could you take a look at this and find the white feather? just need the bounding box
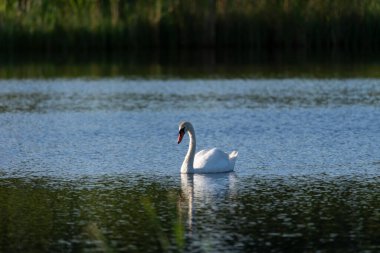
[178,121,238,174]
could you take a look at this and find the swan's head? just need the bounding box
[177,121,192,144]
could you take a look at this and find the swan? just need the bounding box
[177,121,238,174]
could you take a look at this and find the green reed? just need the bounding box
[0,0,380,52]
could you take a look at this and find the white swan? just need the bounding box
[177,121,238,174]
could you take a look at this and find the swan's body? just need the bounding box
[177,121,238,174]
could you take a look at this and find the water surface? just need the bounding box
[0,78,379,252]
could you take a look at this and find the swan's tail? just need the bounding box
[229,150,239,168]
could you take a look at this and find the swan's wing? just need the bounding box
[228,150,239,168]
[194,148,231,172]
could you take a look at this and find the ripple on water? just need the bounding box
[0,79,380,113]
[0,172,379,252]
[0,78,379,252]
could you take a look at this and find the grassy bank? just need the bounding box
[0,0,380,52]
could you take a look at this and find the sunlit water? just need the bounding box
[0,79,379,252]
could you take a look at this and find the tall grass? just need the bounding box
[0,0,380,52]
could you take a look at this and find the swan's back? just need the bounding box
[194,148,238,173]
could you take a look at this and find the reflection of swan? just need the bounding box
[177,121,238,174]
[180,173,237,230]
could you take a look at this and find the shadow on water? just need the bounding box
[0,175,378,252]
[1,50,380,79]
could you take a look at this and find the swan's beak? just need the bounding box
[178,129,185,144]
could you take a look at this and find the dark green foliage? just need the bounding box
[0,0,380,52]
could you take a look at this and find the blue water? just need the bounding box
[0,78,379,252]
[0,78,379,178]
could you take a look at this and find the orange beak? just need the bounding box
[177,129,185,144]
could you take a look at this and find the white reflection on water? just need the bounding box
[181,173,237,231]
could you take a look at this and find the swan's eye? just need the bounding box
[179,128,185,134]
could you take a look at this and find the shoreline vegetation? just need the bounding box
[0,0,380,53]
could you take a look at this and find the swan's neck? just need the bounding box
[181,127,196,173]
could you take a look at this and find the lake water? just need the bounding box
[0,78,379,252]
